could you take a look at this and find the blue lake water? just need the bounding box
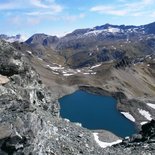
[59,90,137,138]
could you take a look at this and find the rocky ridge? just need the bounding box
[22,22,155,68]
[0,40,155,154]
[0,40,104,155]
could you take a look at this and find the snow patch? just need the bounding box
[91,72,97,75]
[38,58,43,61]
[83,73,90,75]
[138,108,152,121]
[63,73,74,76]
[11,59,22,66]
[85,30,104,36]
[15,130,23,139]
[93,133,122,148]
[45,63,99,76]
[140,121,148,125]
[76,69,81,73]
[46,65,64,71]
[64,118,70,122]
[84,27,120,36]
[108,27,120,33]
[75,122,82,127]
[52,72,59,75]
[27,50,32,54]
[147,103,155,109]
[90,63,102,69]
[121,112,135,122]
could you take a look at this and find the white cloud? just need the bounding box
[30,0,62,12]
[0,0,63,13]
[26,11,59,16]
[50,4,63,13]
[150,12,155,17]
[90,0,154,17]
[90,6,127,16]
[143,0,154,4]
[30,0,49,8]
[27,0,63,15]
[124,0,153,10]
[27,17,41,26]
[0,0,63,28]
[132,11,146,17]
[62,13,86,22]
[118,0,127,2]
[7,16,22,26]
[0,2,18,10]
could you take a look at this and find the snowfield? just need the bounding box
[121,112,135,122]
[138,109,152,121]
[93,133,122,148]
[108,27,120,33]
[46,63,101,76]
[84,30,105,36]
[147,103,155,109]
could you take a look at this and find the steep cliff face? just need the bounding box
[0,40,103,155]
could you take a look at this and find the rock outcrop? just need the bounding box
[108,120,155,155]
[0,40,103,154]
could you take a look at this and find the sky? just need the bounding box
[0,0,155,38]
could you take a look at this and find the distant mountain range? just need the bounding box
[1,21,155,68]
[0,34,26,43]
[0,32,155,155]
[23,22,155,67]
[25,21,155,47]
[2,21,155,44]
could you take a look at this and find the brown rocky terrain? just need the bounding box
[26,49,155,126]
[0,40,154,154]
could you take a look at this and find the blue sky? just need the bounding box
[0,0,155,38]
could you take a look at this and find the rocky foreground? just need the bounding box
[0,40,155,154]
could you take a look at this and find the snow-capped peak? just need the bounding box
[107,27,120,33]
[84,26,121,36]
